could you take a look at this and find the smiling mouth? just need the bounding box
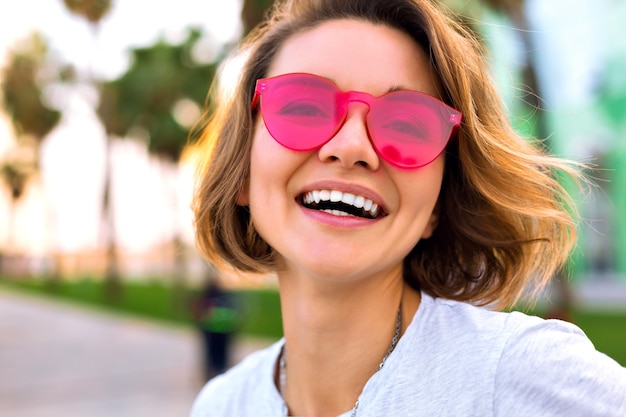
[299,190,385,219]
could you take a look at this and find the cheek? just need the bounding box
[397,158,444,231]
[249,117,312,184]
[247,125,295,206]
[249,124,281,184]
[421,167,444,238]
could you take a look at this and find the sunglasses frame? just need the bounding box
[252,72,462,169]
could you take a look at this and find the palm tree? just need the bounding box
[0,33,61,276]
[97,29,217,305]
[60,0,122,299]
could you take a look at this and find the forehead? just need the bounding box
[266,18,439,97]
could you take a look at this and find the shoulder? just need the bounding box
[420,293,624,377]
[492,310,626,416]
[414,294,532,348]
[369,295,530,413]
[404,295,543,382]
[189,340,285,417]
[417,292,594,347]
[397,294,626,415]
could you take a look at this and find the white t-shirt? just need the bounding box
[189,292,626,417]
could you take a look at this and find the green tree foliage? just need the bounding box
[62,0,112,24]
[98,29,217,161]
[1,33,61,146]
[597,57,626,131]
[0,33,61,202]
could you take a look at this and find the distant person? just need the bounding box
[189,0,626,415]
[191,277,239,380]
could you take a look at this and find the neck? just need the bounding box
[276,270,420,417]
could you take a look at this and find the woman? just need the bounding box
[190,0,626,416]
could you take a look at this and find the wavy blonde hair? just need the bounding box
[192,0,581,309]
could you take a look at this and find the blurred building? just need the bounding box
[481,0,626,286]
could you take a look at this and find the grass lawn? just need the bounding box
[1,277,624,365]
[571,310,626,366]
[0,277,283,339]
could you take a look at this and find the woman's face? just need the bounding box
[241,19,445,283]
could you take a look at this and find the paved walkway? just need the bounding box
[0,288,275,417]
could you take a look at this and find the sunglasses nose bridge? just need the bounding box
[336,91,374,132]
[342,91,374,114]
[332,91,379,148]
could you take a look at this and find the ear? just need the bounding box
[236,180,249,206]
[420,213,438,239]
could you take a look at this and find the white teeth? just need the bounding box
[341,193,355,205]
[302,189,381,218]
[330,190,342,202]
[322,209,350,216]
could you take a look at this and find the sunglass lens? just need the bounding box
[261,75,340,151]
[368,92,450,168]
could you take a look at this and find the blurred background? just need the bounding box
[0,1,624,416]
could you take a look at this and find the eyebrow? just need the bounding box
[311,74,421,96]
[386,85,408,94]
[386,83,444,101]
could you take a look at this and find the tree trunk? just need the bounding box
[102,137,121,301]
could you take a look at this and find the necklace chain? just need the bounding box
[279,303,403,417]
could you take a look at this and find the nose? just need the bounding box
[317,103,380,170]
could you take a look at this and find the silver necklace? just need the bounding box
[279,303,403,417]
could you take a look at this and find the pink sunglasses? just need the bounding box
[252,72,462,169]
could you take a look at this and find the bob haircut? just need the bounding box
[192,0,580,309]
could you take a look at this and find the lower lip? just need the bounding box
[299,205,381,228]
